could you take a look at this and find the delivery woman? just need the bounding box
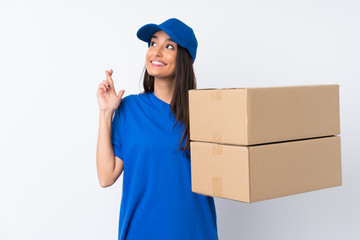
[96,18,219,240]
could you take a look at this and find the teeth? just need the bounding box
[152,60,165,65]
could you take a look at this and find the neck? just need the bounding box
[154,77,175,104]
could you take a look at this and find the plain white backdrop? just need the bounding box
[0,0,359,239]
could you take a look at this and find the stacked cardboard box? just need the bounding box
[189,84,342,203]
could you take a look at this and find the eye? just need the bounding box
[150,41,157,47]
[167,44,175,50]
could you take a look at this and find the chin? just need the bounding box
[147,70,168,79]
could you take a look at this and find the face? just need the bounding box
[145,31,177,81]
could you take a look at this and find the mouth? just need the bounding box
[150,60,167,66]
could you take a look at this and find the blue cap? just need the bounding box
[137,18,198,62]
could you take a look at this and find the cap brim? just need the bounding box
[136,23,183,49]
[136,24,163,46]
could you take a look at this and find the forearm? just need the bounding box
[96,110,116,187]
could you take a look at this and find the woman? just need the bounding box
[96,18,219,240]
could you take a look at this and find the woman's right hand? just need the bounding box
[97,69,125,113]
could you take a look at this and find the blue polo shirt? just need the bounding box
[111,91,218,240]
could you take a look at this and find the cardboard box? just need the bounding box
[190,136,342,203]
[189,84,340,145]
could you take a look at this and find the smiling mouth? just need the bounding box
[151,60,167,66]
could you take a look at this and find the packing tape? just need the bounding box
[212,143,223,155]
[212,177,223,196]
[212,144,223,196]
[212,133,222,143]
[211,91,222,101]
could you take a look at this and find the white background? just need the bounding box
[0,0,359,239]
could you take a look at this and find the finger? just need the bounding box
[104,83,111,92]
[97,86,105,94]
[98,83,105,90]
[102,80,111,90]
[100,85,107,92]
[105,70,112,79]
[102,80,109,85]
[99,82,108,92]
[106,72,113,87]
[97,88,105,95]
[103,79,113,93]
[106,70,114,86]
[102,82,111,92]
[118,89,125,99]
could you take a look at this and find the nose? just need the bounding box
[153,45,163,57]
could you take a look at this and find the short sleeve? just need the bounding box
[111,103,124,160]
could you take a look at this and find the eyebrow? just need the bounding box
[151,35,175,43]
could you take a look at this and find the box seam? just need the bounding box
[248,148,251,202]
[245,88,250,145]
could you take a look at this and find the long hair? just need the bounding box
[141,45,196,159]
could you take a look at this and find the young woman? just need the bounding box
[96,18,219,240]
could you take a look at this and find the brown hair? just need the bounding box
[141,45,196,159]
